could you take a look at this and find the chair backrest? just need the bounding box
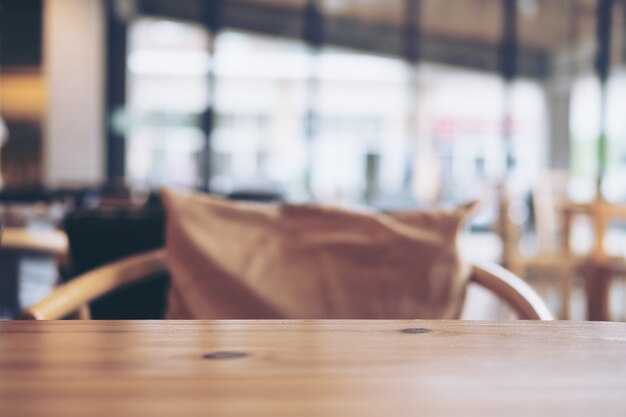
[24,192,554,321]
[532,170,569,253]
[63,207,168,319]
[21,249,553,321]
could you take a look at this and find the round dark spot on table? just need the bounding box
[400,328,431,334]
[202,351,248,360]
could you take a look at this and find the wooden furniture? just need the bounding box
[0,226,68,256]
[561,198,626,321]
[0,227,68,318]
[1,320,625,417]
[497,172,581,319]
[63,206,166,319]
[20,249,553,320]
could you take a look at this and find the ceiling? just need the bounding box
[250,0,619,53]
[136,0,625,78]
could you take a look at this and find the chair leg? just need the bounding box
[77,304,91,320]
[585,262,611,321]
[559,263,572,320]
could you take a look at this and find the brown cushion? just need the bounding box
[161,189,476,319]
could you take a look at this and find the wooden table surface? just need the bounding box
[1,320,626,417]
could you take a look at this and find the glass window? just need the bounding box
[312,47,409,205]
[126,18,211,190]
[123,1,550,215]
[211,30,310,198]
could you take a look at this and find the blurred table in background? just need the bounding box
[0,227,67,319]
[1,227,68,256]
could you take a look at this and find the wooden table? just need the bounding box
[2,320,626,417]
[1,226,68,256]
[0,227,68,318]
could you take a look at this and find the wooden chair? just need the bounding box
[63,207,167,319]
[497,172,584,319]
[561,199,626,321]
[20,249,553,320]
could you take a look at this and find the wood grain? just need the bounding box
[1,320,626,417]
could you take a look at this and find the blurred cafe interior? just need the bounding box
[1,0,626,324]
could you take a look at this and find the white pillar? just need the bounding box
[43,0,105,187]
[546,85,571,170]
[545,45,579,171]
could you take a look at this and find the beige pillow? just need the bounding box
[161,189,476,319]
